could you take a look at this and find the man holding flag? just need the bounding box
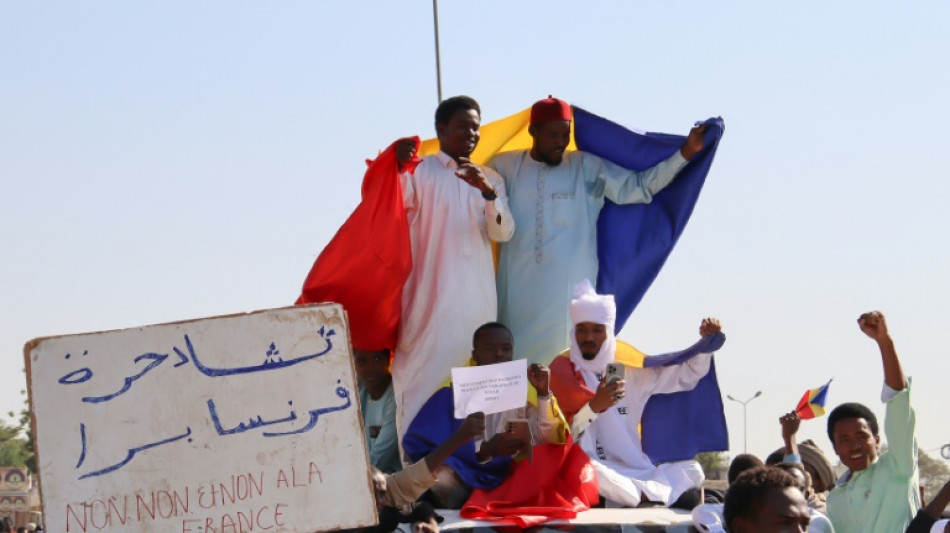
[388,96,516,441]
[488,96,708,365]
[300,95,515,441]
[548,279,726,508]
[772,379,837,509]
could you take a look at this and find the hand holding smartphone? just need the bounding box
[605,363,626,401]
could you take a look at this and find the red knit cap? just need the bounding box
[530,96,572,124]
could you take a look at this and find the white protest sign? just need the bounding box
[25,304,376,533]
[451,359,527,418]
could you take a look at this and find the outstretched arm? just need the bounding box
[780,411,801,459]
[924,478,950,521]
[424,412,484,473]
[383,412,485,509]
[859,310,918,479]
[646,318,722,395]
[906,478,950,533]
[597,122,707,205]
[858,311,906,391]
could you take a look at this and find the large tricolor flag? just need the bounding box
[298,103,727,461]
[422,104,728,463]
[795,379,833,419]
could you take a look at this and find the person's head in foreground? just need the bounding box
[529,96,572,166]
[435,95,481,160]
[471,322,514,366]
[827,401,880,473]
[724,466,811,533]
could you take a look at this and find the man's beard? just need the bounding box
[580,345,598,360]
[538,152,563,166]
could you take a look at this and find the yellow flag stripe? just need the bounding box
[418,107,576,164]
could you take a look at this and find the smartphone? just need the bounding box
[605,363,625,384]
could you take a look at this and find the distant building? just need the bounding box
[0,467,40,529]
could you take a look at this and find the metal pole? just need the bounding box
[727,391,762,454]
[432,0,443,104]
[743,404,748,454]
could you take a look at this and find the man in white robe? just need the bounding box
[549,279,723,508]
[488,97,707,365]
[392,96,515,442]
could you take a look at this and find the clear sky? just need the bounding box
[3,2,949,469]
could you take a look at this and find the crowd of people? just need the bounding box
[310,96,949,532]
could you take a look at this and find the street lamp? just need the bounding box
[727,391,763,454]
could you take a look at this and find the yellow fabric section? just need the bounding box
[440,357,477,389]
[417,107,577,165]
[615,340,646,368]
[526,383,569,445]
[553,341,646,368]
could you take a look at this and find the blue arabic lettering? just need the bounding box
[58,351,92,385]
[82,352,168,403]
[262,384,351,437]
[265,343,281,364]
[208,399,298,436]
[75,422,87,469]
[188,329,335,378]
[172,344,190,367]
[78,427,193,480]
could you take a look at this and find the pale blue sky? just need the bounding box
[3,2,949,467]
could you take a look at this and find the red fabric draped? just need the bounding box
[548,356,595,423]
[460,437,599,527]
[295,138,420,351]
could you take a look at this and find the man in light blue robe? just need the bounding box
[488,97,708,365]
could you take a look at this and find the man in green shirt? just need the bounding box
[825,310,920,533]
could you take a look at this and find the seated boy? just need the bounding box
[354,349,401,474]
[825,311,920,533]
[402,322,597,523]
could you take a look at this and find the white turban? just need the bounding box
[569,279,617,374]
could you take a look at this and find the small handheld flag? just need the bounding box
[795,379,832,419]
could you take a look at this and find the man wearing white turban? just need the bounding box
[549,279,725,508]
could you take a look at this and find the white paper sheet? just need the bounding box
[451,359,527,418]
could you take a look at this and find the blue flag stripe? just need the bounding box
[572,107,728,463]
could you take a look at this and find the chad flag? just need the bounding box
[795,380,833,419]
[419,103,727,463]
[297,104,728,463]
